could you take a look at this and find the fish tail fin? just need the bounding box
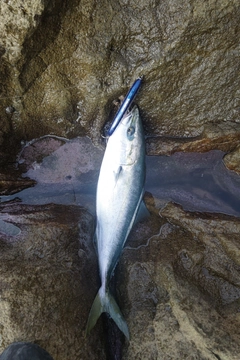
[106,291,130,340]
[86,287,129,340]
[85,291,103,336]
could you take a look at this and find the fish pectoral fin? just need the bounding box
[86,288,129,340]
[113,166,122,182]
[134,200,150,225]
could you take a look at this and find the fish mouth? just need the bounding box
[127,104,138,117]
[121,105,139,126]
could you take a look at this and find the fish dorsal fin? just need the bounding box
[134,200,150,225]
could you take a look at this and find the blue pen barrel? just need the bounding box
[108,77,143,136]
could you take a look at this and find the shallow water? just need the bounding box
[1,136,240,235]
[146,151,240,216]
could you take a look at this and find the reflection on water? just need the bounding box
[1,136,240,236]
[0,219,21,236]
[0,136,103,215]
[146,151,240,216]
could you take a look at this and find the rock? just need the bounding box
[1,133,240,358]
[117,202,240,359]
[146,122,240,155]
[223,145,240,173]
[0,202,106,360]
[0,0,239,154]
[0,174,35,196]
[1,179,240,358]
[1,0,240,358]
[0,0,44,153]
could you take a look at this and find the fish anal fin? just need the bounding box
[134,200,150,225]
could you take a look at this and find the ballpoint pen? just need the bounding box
[108,76,143,136]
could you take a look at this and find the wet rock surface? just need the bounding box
[0,202,106,360]
[0,0,240,156]
[1,138,240,358]
[1,199,240,359]
[2,137,240,216]
[119,203,240,359]
[146,150,240,217]
[1,0,240,358]
[224,145,240,174]
[146,122,240,156]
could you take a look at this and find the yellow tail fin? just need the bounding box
[86,288,129,340]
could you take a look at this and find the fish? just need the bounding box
[86,105,147,339]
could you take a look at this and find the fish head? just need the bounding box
[121,105,142,139]
[108,105,144,166]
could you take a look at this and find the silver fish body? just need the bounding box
[86,105,146,339]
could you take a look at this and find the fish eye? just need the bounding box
[127,126,135,137]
